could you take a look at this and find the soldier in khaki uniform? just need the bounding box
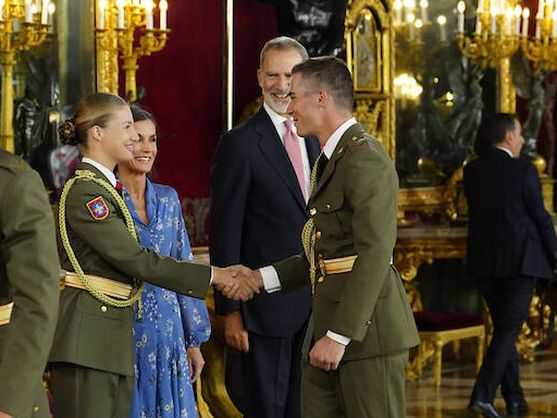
[256,57,419,418]
[0,150,60,418]
[48,93,258,418]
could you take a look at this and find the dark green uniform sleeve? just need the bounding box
[329,141,399,341]
[0,169,60,417]
[274,253,310,293]
[65,181,210,299]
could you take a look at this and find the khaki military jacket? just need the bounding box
[0,150,60,418]
[49,162,211,376]
[275,123,419,361]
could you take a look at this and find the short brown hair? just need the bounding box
[292,56,354,111]
[259,36,308,68]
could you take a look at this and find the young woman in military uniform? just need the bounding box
[48,93,258,417]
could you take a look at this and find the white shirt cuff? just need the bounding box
[260,266,281,293]
[326,330,350,346]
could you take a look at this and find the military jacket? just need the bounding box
[0,150,60,418]
[49,162,211,376]
[275,123,419,361]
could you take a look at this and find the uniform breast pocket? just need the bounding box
[76,291,129,321]
[315,192,345,235]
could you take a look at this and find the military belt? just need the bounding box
[0,302,13,326]
[61,271,133,300]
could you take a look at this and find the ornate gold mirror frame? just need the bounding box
[346,0,395,160]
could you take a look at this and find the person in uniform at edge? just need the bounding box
[255,57,419,418]
[210,36,319,418]
[48,92,258,418]
[0,149,60,418]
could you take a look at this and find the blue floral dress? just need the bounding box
[124,179,211,418]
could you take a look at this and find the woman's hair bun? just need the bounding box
[59,119,78,145]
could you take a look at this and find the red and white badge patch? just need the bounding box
[86,196,109,220]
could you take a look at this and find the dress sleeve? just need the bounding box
[168,188,211,347]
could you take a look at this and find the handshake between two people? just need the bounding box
[212,265,264,301]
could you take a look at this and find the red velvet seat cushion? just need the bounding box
[414,311,484,332]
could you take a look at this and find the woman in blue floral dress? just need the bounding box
[117,107,211,418]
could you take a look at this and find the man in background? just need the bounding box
[209,36,320,418]
[465,113,557,418]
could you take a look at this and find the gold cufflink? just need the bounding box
[100,306,108,313]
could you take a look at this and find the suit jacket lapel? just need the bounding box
[311,123,365,199]
[305,137,321,168]
[255,108,307,211]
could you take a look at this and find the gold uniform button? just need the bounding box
[315,231,322,239]
[187,289,194,295]
[365,320,372,326]
[33,406,39,412]
[309,208,317,216]
[326,203,331,209]
[352,135,358,141]
[100,306,108,313]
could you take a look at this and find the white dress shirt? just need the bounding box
[263,102,311,201]
[82,157,117,187]
[260,118,359,346]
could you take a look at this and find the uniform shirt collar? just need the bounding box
[322,117,357,159]
[82,157,117,187]
[494,145,514,158]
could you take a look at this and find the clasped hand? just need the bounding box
[212,265,263,301]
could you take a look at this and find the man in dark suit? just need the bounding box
[465,113,557,418]
[209,37,320,418]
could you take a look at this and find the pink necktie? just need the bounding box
[284,119,307,200]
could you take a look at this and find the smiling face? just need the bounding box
[287,73,321,138]
[257,48,305,115]
[96,106,138,165]
[124,119,158,175]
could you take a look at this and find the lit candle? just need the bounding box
[505,7,513,36]
[145,0,154,29]
[553,10,557,37]
[47,2,55,31]
[514,6,522,34]
[475,9,482,34]
[522,8,530,37]
[491,11,497,34]
[25,0,33,23]
[98,0,106,29]
[41,0,48,24]
[437,15,447,42]
[540,0,546,18]
[393,0,403,25]
[0,0,4,21]
[415,18,423,43]
[457,1,465,33]
[117,0,125,28]
[159,0,167,30]
[407,12,415,41]
[419,0,428,23]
